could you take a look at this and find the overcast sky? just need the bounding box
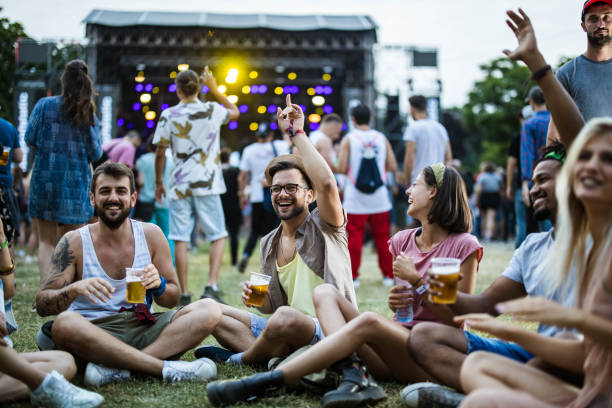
[3,0,588,108]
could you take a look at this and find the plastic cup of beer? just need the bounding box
[429,258,461,304]
[246,272,272,307]
[126,268,146,304]
[0,147,10,166]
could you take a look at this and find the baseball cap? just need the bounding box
[582,0,612,20]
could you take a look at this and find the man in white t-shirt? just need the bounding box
[403,95,452,187]
[337,104,397,286]
[309,113,343,172]
[237,124,290,272]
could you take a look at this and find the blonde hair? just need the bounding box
[547,118,612,301]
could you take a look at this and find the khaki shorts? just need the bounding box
[90,310,176,351]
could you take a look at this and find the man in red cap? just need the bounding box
[548,0,612,146]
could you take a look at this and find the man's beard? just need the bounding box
[587,31,612,47]
[533,207,552,222]
[274,200,306,220]
[97,203,131,230]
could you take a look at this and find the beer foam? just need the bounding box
[126,276,142,282]
[431,266,459,275]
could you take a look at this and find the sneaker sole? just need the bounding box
[194,346,234,362]
[322,387,387,408]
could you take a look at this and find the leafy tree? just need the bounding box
[0,8,28,121]
[461,57,531,168]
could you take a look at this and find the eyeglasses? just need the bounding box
[269,183,310,195]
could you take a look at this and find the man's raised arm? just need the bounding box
[36,232,114,316]
[277,95,344,227]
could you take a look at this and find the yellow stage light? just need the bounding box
[242,85,251,94]
[322,73,331,81]
[308,114,321,123]
[249,122,259,131]
[257,105,267,114]
[140,93,152,103]
[177,63,189,71]
[307,88,315,96]
[288,72,297,80]
[228,95,239,104]
[274,87,283,95]
[135,73,145,83]
[169,71,177,79]
[249,71,258,79]
[217,85,227,93]
[145,111,156,120]
[152,87,159,94]
[312,96,325,106]
[142,106,149,112]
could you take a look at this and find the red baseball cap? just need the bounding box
[582,0,612,20]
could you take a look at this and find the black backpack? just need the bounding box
[354,134,383,194]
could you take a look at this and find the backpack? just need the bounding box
[354,134,383,194]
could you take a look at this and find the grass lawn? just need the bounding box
[5,238,524,407]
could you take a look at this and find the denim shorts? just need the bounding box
[168,195,228,242]
[249,312,324,345]
[464,331,534,362]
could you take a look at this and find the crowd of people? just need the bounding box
[0,2,611,408]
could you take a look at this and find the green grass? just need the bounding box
[6,239,523,407]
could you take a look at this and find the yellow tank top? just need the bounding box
[276,252,324,317]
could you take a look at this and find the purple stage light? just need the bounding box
[135,83,144,92]
[239,104,249,113]
[283,86,291,94]
[250,85,259,94]
[258,85,268,94]
[144,83,153,92]
[161,103,169,111]
[132,102,141,111]
[117,118,125,127]
[267,104,277,114]
[292,86,300,94]
[310,123,320,131]
[323,86,333,95]
[323,105,333,114]
[228,121,238,130]
[146,120,155,129]
[127,122,134,130]
[201,85,209,93]
[314,85,323,94]
[168,84,177,92]
[270,122,278,130]
[342,123,347,131]
[300,104,307,112]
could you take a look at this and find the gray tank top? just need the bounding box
[68,219,153,320]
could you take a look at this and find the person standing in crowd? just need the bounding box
[309,113,343,172]
[337,104,397,287]
[236,124,289,273]
[474,161,503,242]
[102,130,141,168]
[547,0,612,146]
[220,148,242,267]
[0,118,23,243]
[25,60,103,281]
[154,67,239,306]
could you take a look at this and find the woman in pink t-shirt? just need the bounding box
[205,163,482,406]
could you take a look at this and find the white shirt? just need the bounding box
[310,130,338,164]
[239,140,290,203]
[403,118,449,184]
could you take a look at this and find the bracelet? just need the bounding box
[531,64,552,81]
[415,283,428,296]
[289,128,306,139]
[0,240,8,250]
[413,277,424,287]
[150,276,167,298]
[0,262,15,276]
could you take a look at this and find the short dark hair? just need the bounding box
[176,69,200,96]
[350,104,370,125]
[422,165,472,233]
[321,113,343,125]
[265,154,312,189]
[91,162,136,194]
[533,142,566,170]
[409,95,428,111]
[527,86,546,105]
[220,147,231,164]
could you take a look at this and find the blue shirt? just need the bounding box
[520,110,550,183]
[0,118,20,188]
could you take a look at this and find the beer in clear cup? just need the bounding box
[429,258,460,304]
[246,272,271,307]
[126,268,146,304]
[0,147,10,166]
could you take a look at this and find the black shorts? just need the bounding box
[480,192,500,210]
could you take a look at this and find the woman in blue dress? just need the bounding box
[25,60,102,281]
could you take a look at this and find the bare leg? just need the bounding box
[241,306,317,364]
[174,240,189,295]
[408,322,469,390]
[142,299,221,358]
[208,237,225,286]
[34,218,58,281]
[212,304,255,351]
[460,389,561,408]
[279,312,434,383]
[460,352,579,403]
[27,219,38,257]
[313,283,360,335]
[485,209,496,240]
[0,347,76,403]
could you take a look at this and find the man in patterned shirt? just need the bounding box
[154,67,239,305]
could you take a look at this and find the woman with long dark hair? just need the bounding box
[25,60,102,280]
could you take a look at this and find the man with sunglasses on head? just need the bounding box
[195,95,356,366]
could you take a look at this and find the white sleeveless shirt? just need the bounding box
[68,219,153,320]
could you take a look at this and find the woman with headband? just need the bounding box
[206,159,482,407]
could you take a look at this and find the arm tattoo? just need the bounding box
[41,237,75,289]
[37,237,77,316]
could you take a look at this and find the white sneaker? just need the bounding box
[84,362,131,386]
[25,255,36,264]
[382,277,394,287]
[162,358,217,382]
[353,278,360,288]
[30,370,104,408]
[400,382,465,407]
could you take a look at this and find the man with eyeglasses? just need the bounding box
[195,95,356,366]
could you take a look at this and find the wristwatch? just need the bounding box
[415,282,428,295]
